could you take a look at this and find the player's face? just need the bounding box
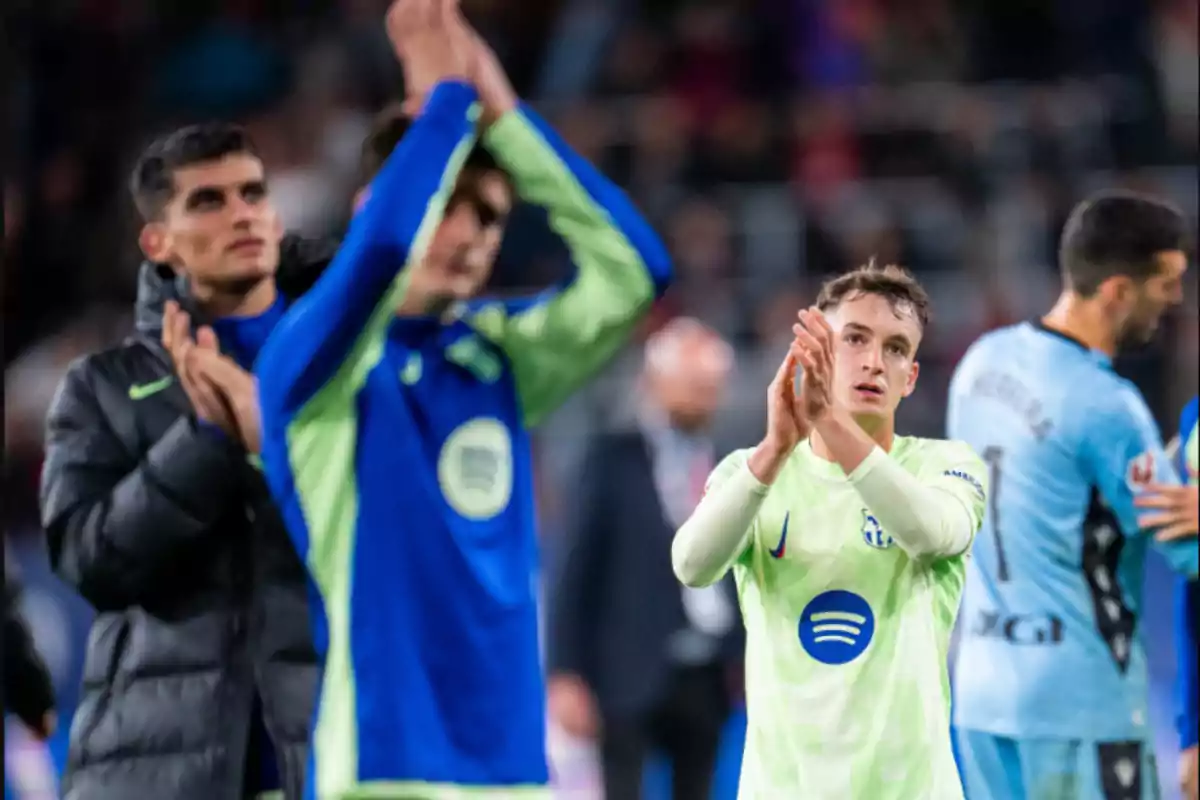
[140,154,283,289]
[419,169,512,301]
[1112,249,1188,345]
[824,292,921,421]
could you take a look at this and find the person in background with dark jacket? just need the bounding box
[547,317,742,800]
[4,575,56,740]
[39,122,332,800]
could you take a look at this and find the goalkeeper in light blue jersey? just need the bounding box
[947,191,1196,800]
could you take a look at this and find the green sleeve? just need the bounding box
[466,105,672,428]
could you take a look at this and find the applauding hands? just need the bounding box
[750,307,837,483]
[386,0,516,124]
[162,301,261,454]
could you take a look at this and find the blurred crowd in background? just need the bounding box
[4,0,1198,797]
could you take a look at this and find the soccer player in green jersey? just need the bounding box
[672,262,988,799]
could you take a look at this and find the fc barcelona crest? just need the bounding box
[862,510,893,549]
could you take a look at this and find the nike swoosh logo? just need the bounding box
[769,512,789,559]
[128,376,174,400]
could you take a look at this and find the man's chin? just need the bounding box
[844,400,893,428]
[217,256,278,281]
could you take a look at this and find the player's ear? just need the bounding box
[902,360,920,398]
[1097,275,1137,309]
[138,222,172,263]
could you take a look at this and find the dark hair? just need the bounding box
[130,122,259,221]
[1059,190,1191,296]
[358,104,502,187]
[816,260,931,331]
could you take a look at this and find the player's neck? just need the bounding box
[192,275,277,319]
[810,412,895,461]
[1042,294,1118,357]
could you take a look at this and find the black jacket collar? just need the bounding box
[133,234,338,337]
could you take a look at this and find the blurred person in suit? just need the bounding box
[38,122,334,800]
[547,317,741,800]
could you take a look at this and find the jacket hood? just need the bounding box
[133,234,338,337]
[134,261,194,336]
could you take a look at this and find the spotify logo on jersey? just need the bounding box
[798,590,875,665]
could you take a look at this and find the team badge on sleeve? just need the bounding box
[1125,451,1156,492]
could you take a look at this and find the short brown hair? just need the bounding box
[815,260,931,330]
[357,104,503,187]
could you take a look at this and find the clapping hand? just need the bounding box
[791,307,836,425]
[386,0,472,115]
[763,347,808,455]
[462,25,517,125]
[750,307,839,484]
[162,301,262,454]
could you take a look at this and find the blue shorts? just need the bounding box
[953,728,1161,800]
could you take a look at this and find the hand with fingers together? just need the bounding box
[1135,476,1198,542]
[386,0,472,116]
[791,306,837,425]
[162,301,239,438]
[765,348,808,453]
[749,307,838,484]
[161,301,262,453]
[462,25,517,125]
[191,345,262,455]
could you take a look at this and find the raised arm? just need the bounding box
[255,81,481,419]
[464,104,671,428]
[815,409,987,559]
[40,359,244,610]
[673,450,765,588]
[674,350,806,586]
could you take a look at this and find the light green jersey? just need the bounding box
[709,436,987,799]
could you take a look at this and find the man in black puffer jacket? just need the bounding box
[39,122,333,800]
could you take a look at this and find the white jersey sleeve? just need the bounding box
[672,448,766,587]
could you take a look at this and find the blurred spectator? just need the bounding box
[547,318,742,800]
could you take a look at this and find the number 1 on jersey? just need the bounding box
[983,446,1010,582]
